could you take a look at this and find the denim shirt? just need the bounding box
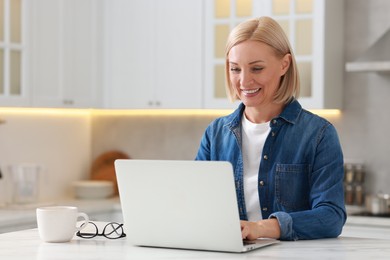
[195,100,346,241]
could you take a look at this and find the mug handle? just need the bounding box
[76,212,90,231]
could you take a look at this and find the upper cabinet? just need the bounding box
[0,0,102,108]
[29,0,102,108]
[205,0,344,109]
[103,0,203,109]
[0,0,29,106]
[1,0,102,108]
[1,0,343,109]
[203,0,252,109]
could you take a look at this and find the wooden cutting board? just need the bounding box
[90,150,130,195]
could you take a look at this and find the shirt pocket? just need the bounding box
[275,163,310,211]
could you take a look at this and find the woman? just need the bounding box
[196,17,346,241]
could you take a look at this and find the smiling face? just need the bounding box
[227,40,291,110]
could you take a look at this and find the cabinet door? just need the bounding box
[61,0,100,108]
[0,0,29,107]
[30,0,100,108]
[104,0,203,109]
[204,0,343,110]
[30,0,61,107]
[152,0,203,109]
[104,0,154,109]
[204,0,263,109]
[265,0,343,109]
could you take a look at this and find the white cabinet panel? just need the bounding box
[0,0,30,107]
[30,0,101,108]
[104,0,203,109]
[3,0,343,110]
[103,0,154,108]
[204,0,344,109]
[30,0,61,105]
[61,0,100,108]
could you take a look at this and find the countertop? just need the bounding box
[1,199,390,237]
[1,201,390,259]
[0,198,122,233]
[0,227,390,259]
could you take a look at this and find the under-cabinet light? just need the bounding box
[0,107,341,118]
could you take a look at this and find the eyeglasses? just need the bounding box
[76,222,126,239]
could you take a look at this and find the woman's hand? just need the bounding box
[240,219,281,240]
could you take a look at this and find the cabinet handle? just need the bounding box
[147,101,161,107]
[63,99,74,105]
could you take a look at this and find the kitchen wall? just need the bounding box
[1,0,390,202]
[90,113,218,161]
[0,110,91,203]
[335,0,390,194]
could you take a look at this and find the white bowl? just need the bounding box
[73,180,114,199]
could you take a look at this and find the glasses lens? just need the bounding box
[103,222,125,239]
[77,222,98,239]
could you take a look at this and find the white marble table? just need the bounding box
[0,198,122,233]
[1,201,390,259]
[0,227,389,260]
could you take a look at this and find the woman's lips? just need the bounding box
[241,88,261,96]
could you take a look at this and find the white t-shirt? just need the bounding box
[241,114,271,221]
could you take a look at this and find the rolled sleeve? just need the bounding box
[269,211,297,241]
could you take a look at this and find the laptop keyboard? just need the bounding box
[243,240,256,246]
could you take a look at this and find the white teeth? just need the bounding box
[242,88,260,94]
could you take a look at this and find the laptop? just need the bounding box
[114,159,279,253]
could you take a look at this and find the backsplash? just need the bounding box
[90,113,219,161]
[0,111,91,203]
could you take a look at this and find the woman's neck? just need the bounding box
[244,103,284,124]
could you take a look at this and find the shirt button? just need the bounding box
[263,155,268,160]
[263,207,268,211]
[259,181,264,186]
[271,132,275,137]
[272,119,277,124]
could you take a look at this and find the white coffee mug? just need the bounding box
[36,206,89,243]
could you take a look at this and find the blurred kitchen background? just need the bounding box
[0,0,389,209]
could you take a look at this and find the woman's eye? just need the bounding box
[230,67,241,73]
[252,67,263,72]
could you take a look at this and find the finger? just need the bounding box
[240,220,248,228]
[241,224,249,239]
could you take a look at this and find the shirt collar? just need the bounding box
[226,99,302,128]
[277,99,302,125]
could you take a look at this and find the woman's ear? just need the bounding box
[280,53,291,75]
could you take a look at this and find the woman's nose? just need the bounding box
[240,71,254,87]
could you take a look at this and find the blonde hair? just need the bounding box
[225,16,300,104]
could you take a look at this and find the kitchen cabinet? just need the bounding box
[0,198,122,234]
[0,0,30,107]
[204,0,344,109]
[103,0,203,109]
[29,0,102,108]
[3,0,344,110]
